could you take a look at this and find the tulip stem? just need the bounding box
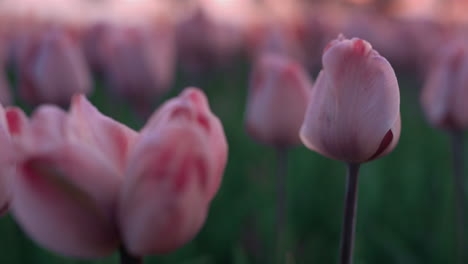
[450,130,466,264]
[339,163,361,264]
[275,147,288,264]
[119,245,143,264]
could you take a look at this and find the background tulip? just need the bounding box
[244,53,311,263]
[420,39,468,264]
[245,53,312,148]
[16,26,92,106]
[119,87,228,256]
[421,40,468,131]
[103,23,176,111]
[0,104,14,217]
[0,46,12,106]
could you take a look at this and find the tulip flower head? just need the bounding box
[300,35,401,163]
[7,96,138,258]
[245,53,312,148]
[119,88,228,256]
[421,40,468,131]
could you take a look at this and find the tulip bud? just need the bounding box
[300,35,401,163]
[119,88,228,256]
[421,40,468,131]
[8,95,137,258]
[245,53,312,148]
[18,27,92,106]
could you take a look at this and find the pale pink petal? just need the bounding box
[12,143,121,258]
[68,95,138,173]
[143,88,227,200]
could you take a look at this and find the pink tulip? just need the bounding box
[0,104,14,216]
[245,53,312,148]
[17,26,92,106]
[176,7,244,74]
[421,40,468,130]
[119,87,228,256]
[0,46,12,106]
[103,24,175,105]
[300,35,401,163]
[7,95,137,258]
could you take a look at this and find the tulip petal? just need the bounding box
[143,88,227,200]
[68,95,138,173]
[12,143,120,258]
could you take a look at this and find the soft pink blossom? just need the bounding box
[300,36,400,163]
[245,53,312,148]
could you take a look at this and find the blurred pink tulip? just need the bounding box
[245,53,312,148]
[176,7,244,74]
[119,87,228,256]
[0,45,12,106]
[0,104,14,216]
[300,35,400,163]
[17,27,92,106]
[103,24,175,106]
[421,40,468,130]
[7,95,138,258]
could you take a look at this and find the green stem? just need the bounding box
[339,163,361,264]
[119,245,143,264]
[275,148,288,264]
[450,130,466,264]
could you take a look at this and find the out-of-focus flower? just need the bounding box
[0,45,12,106]
[16,26,92,106]
[119,87,228,256]
[176,7,244,74]
[7,95,138,258]
[0,104,15,217]
[300,35,401,163]
[421,40,468,131]
[103,23,175,106]
[245,53,312,148]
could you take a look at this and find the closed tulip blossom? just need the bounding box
[245,53,312,148]
[7,96,138,258]
[103,24,175,113]
[421,42,468,131]
[421,40,468,264]
[17,27,92,106]
[244,53,312,263]
[300,35,401,163]
[119,88,227,257]
[300,35,400,264]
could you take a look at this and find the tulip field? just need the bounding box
[0,1,467,264]
[0,62,462,264]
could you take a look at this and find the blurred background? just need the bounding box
[0,0,467,263]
